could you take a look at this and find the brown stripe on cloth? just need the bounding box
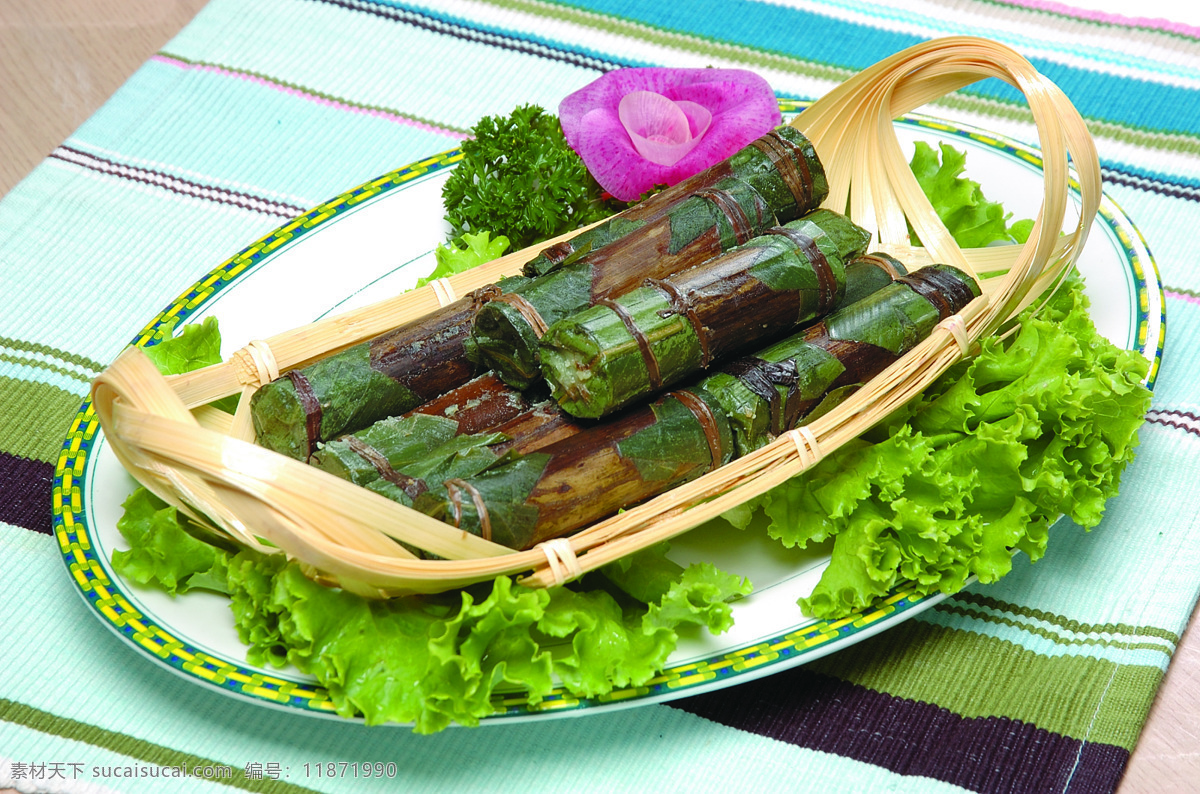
[0,451,53,534]
[671,666,1129,794]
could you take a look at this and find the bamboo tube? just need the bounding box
[471,176,778,389]
[523,125,828,276]
[538,210,880,418]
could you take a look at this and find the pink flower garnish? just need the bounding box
[560,68,781,202]
[618,91,711,166]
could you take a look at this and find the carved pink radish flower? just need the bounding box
[559,67,781,202]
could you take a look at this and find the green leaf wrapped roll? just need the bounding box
[309,413,509,504]
[311,372,587,502]
[523,125,829,277]
[250,279,526,460]
[696,264,982,456]
[402,372,546,437]
[412,389,734,550]
[472,177,776,389]
[403,371,587,458]
[539,210,890,418]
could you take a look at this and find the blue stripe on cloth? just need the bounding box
[315,0,637,72]
[0,161,279,362]
[1104,164,1200,193]
[1147,298,1200,401]
[0,361,89,400]
[0,723,248,794]
[783,0,1200,85]
[558,0,1200,135]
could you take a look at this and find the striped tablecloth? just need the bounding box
[3,1,1198,792]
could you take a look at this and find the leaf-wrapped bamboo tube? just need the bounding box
[309,414,505,499]
[472,177,778,389]
[310,373,587,500]
[402,370,588,458]
[415,263,978,552]
[250,279,527,459]
[402,372,546,436]
[523,126,829,277]
[538,210,882,418]
[696,264,981,455]
[413,388,734,550]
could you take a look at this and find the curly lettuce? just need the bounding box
[417,230,510,289]
[728,276,1151,618]
[910,141,1033,246]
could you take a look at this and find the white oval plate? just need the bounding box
[56,107,1164,724]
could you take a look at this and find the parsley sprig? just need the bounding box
[442,105,620,251]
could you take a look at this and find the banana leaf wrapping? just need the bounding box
[539,210,888,418]
[414,263,978,550]
[472,177,778,389]
[250,279,526,459]
[412,388,733,550]
[696,264,981,455]
[404,371,588,458]
[310,373,586,503]
[309,414,509,505]
[523,125,829,277]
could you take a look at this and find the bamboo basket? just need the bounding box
[91,37,1100,599]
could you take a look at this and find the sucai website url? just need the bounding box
[7,762,235,780]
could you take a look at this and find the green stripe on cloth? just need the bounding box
[0,354,92,387]
[951,592,1181,645]
[481,0,855,79]
[806,620,1161,750]
[932,602,1173,654]
[0,337,105,376]
[0,699,318,794]
[0,378,86,463]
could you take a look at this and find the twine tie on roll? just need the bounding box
[538,538,583,586]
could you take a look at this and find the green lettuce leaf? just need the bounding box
[111,489,229,597]
[142,316,224,376]
[729,275,1150,618]
[909,141,1032,247]
[218,550,748,730]
[141,315,239,413]
[418,230,510,288]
